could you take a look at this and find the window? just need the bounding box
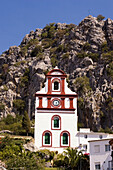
[51,115,61,130]
[42,131,52,147]
[45,133,50,144]
[60,131,70,147]
[99,135,102,139]
[105,145,110,152]
[52,78,60,91]
[63,133,68,144]
[54,81,59,90]
[95,162,100,170]
[54,117,59,128]
[84,135,87,138]
[83,144,87,151]
[94,145,100,153]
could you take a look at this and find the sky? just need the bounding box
[0,0,113,54]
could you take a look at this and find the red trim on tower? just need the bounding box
[47,78,51,94]
[51,115,61,130]
[46,68,67,76]
[39,97,42,108]
[69,98,74,109]
[36,107,75,111]
[42,130,52,147]
[47,97,51,108]
[61,78,65,94]
[35,93,78,98]
[60,131,70,147]
[61,98,65,109]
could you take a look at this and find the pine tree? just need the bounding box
[22,111,31,136]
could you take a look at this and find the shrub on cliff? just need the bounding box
[97,15,105,21]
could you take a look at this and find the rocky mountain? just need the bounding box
[0,15,113,131]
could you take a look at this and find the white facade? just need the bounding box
[35,67,78,153]
[89,139,112,170]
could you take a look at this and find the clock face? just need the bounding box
[53,100,60,106]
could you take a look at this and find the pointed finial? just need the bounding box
[54,66,59,69]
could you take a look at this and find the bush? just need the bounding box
[51,57,58,67]
[27,39,39,47]
[3,85,8,91]
[56,29,66,39]
[62,53,69,59]
[42,23,56,39]
[77,51,88,58]
[102,51,113,62]
[14,60,26,67]
[97,15,105,21]
[88,53,99,62]
[13,99,25,112]
[41,32,48,39]
[78,97,84,110]
[4,115,14,125]
[20,68,30,87]
[20,46,27,56]
[36,53,44,60]
[31,45,43,57]
[0,103,5,112]
[101,41,109,53]
[106,62,113,79]
[42,38,54,48]
[74,76,92,94]
[22,111,31,135]
[82,42,91,51]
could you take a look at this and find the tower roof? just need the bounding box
[46,67,67,77]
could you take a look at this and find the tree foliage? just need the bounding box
[22,111,31,135]
[13,99,25,112]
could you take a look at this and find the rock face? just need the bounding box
[0,15,113,131]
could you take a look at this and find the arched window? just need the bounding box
[42,131,52,147]
[45,132,50,144]
[63,133,68,144]
[52,78,60,91]
[54,117,59,128]
[51,115,61,130]
[54,81,59,90]
[60,131,70,147]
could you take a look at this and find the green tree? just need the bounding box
[64,147,82,169]
[13,99,25,113]
[22,111,31,135]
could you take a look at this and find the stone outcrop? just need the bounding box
[0,15,113,131]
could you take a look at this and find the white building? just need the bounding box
[35,67,78,153]
[89,138,113,170]
[76,128,113,154]
[34,67,113,154]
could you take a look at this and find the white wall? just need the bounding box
[35,110,78,152]
[90,139,112,170]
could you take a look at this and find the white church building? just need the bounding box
[35,67,113,154]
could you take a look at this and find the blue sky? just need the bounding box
[0,0,113,54]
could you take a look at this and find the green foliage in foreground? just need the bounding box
[0,136,44,170]
[0,114,24,135]
[0,137,89,170]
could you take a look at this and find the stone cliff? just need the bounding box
[0,15,113,131]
